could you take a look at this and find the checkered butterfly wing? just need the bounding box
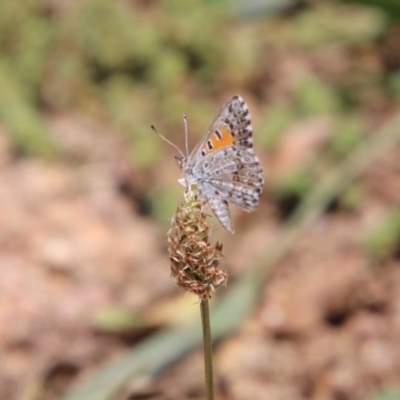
[183,96,264,233]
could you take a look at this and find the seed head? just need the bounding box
[167,188,228,301]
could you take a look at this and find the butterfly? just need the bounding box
[154,95,264,233]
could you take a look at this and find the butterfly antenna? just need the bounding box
[151,125,185,159]
[183,114,189,157]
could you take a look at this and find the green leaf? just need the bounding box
[366,387,400,400]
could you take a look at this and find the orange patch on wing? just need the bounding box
[203,125,234,154]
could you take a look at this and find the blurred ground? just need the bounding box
[1,1,400,400]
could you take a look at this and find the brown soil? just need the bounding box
[1,112,400,400]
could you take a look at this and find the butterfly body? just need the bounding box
[176,95,264,233]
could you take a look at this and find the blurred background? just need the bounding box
[1,0,400,399]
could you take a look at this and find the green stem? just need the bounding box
[200,299,214,400]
